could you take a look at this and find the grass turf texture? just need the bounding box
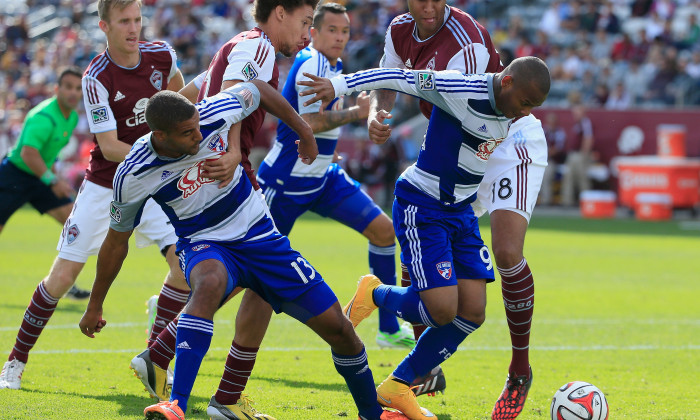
[0,208,698,419]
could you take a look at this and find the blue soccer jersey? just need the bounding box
[258,46,344,193]
[328,69,512,211]
[109,83,274,253]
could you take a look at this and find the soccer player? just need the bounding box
[257,2,412,349]
[370,2,547,417]
[0,66,91,300]
[78,82,411,420]
[130,1,322,417]
[0,0,189,390]
[298,56,550,420]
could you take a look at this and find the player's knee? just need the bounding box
[459,307,486,326]
[427,303,458,327]
[492,242,522,269]
[365,215,395,247]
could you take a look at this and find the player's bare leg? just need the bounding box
[489,209,534,420]
[363,214,415,349]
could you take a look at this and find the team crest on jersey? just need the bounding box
[177,161,216,199]
[242,62,258,81]
[109,202,122,223]
[91,107,109,124]
[476,138,505,161]
[207,135,226,152]
[191,244,210,252]
[426,56,436,70]
[66,224,80,245]
[436,261,452,280]
[150,70,163,90]
[418,72,435,91]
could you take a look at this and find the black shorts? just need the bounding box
[0,158,73,225]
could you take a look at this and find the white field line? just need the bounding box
[2,318,699,332]
[26,344,700,355]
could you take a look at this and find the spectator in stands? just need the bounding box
[540,113,567,206]
[605,82,632,109]
[561,104,596,207]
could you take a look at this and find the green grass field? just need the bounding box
[0,208,698,419]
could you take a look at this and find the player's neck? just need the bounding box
[56,99,72,119]
[257,24,280,54]
[107,45,141,68]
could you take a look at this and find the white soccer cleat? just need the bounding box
[376,322,417,349]
[0,359,26,390]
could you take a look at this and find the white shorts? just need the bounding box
[57,180,178,263]
[472,114,547,222]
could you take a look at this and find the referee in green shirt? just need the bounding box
[0,66,91,298]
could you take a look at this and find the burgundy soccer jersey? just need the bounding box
[382,6,503,118]
[82,41,178,188]
[198,28,279,189]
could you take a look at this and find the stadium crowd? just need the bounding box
[0,0,699,193]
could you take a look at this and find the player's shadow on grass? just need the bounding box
[200,372,348,394]
[21,388,211,418]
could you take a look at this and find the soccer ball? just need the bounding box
[550,381,609,420]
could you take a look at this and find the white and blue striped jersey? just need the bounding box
[329,68,512,210]
[109,83,274,251]
[257,46,344,193]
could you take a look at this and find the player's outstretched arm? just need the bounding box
[250,80,318,165]
[79,228,132,338]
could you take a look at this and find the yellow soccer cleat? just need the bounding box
[376,375,437,420]
[207,394,276,419]
[130,349,171,401]
[343,274,381,328]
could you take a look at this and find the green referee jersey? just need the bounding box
[6,97,79,175]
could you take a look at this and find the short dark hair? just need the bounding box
[252,0,319,24]
[57,66,83,85]
[313,2,346,28]
[145,91,196,132]
[506,56,551,96]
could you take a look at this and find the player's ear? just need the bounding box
[310,26,318,39]
[274,5,285,22]
[500,75,514,90]
[98,19,108,33]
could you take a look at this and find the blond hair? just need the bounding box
[97,0,141,23]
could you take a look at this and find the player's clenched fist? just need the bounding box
[79,307,107,338]
[367,109,393,144]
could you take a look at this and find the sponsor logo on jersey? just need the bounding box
[207,135,226,152]
[114,91,125,101]
[177,161,216,198]
[242,62,258,81]
[477,124,488,133]
[418,72,435,91]
[476,138,505,161]
[109,202,122,223]
[126,98,149,127]
[91,107,109,124]
[150,70,163,90]
[161,170,174,181]
[405,58,412,68]
[436,261,452,279]
[426,56,436,70]
[66,224,80,244]
[191,244,211,251]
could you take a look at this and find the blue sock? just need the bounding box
[170,314,214,413]
[369,243,399,334]
[373,284,437,328]
[393,316,480,383]
[332,347,383,420]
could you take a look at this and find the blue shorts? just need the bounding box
[260,164,382,236]
[0,159,72,225]
[179,232,337,323]
[392,197,495,292]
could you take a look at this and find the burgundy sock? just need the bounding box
[149,317,178,370]
[498,258,534,378]
[148,284,189,346]
[214,340,260,405]
[9,282,59,364]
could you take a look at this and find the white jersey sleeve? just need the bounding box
[331,68,475,121]
[192,71,206,89]
[164,41,179,81]
[198,82,261,128]
[445,42,494,74]
[109,158,150,232]
[82,76,117,134]
[379,26,404,69]
[223,38,275,83]
[297,57,326,115]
